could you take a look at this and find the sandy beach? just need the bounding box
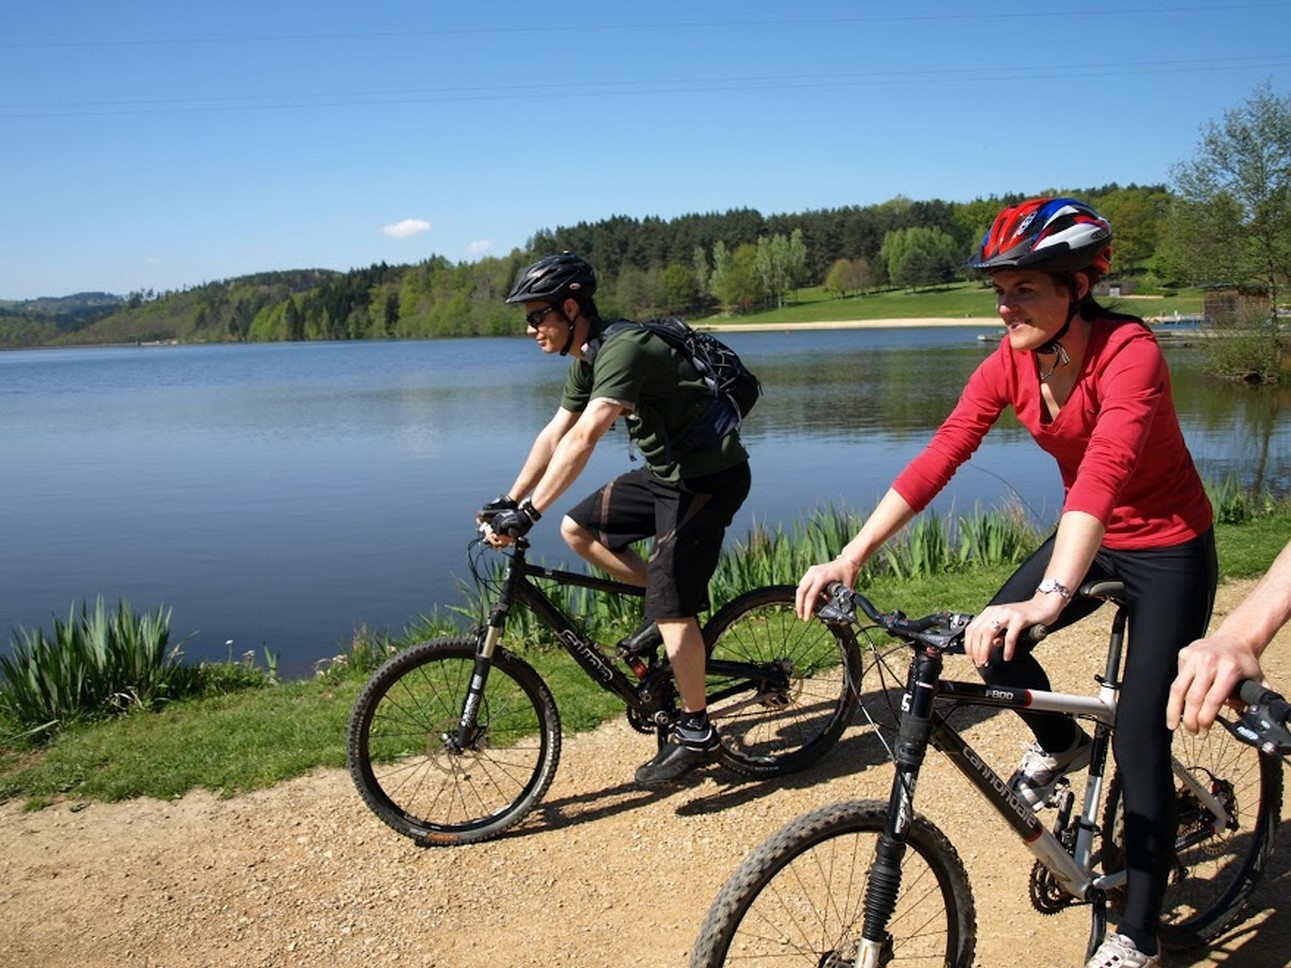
[700,317,1000,332]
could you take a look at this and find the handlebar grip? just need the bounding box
[1238,680,1272,706]
[1239,680,1291,727]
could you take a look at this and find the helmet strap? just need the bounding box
[1036,300,1078,382]
[555,301,577,357]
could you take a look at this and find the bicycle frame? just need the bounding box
[456,540,650,750]
[858,586,1237,966]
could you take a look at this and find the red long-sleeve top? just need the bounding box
[892,318,1212,550]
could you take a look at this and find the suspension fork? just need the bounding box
[857,647,944,967]
[451,560,520,751]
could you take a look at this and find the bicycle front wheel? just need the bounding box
[691,800,976,967]
[1101,724,1282,947]
[703,584,861,778]
[347,636,561,846]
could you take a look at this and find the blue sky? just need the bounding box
[3,1,1289,301]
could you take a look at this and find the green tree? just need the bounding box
[824,257,871,298]
[1167,82,1291,315]
[660,263,698,315]
[711,242,760,312]
[881,227,961,290]
[1097,186,1170,276]
[284,297,304,341]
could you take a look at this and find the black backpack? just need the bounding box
[603,316,762,426]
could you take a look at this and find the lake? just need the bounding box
[3,328,1288,677]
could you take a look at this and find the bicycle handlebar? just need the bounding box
[818,582,1047,654]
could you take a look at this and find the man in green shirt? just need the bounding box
[483,253,752,786]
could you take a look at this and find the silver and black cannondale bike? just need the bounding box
[693,579,1289,967]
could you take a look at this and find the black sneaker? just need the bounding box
[635,725,721,787]
[617,619,663,658]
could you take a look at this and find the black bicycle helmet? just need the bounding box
[505,252,597,305]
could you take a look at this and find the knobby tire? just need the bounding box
[346,637,561,846]
[691,800,976,967]
[703,585,861,779]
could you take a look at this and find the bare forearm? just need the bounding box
[1209,539,1291,657]
[796,488,915,620]
[506,412,576,501]
[528,400,619,515]
[507,436,559,502]
[836,488,917,568]
[1037,510,1106,601]
[530,433,596,513]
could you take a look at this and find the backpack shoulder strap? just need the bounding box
[584,318,642,365]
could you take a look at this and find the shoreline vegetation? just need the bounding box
[2,497,1288,807]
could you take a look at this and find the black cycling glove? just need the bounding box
[489,499,542,538]
[477,493,518,524]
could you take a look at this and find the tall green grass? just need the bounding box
[0,598,192,738]
[0,598,278,742]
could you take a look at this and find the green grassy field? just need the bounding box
[705,282,1205,326]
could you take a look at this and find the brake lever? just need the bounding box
[1221,702,1291,756]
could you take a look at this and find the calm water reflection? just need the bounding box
[3,330,1287,676]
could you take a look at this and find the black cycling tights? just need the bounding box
[979,529,1217,950]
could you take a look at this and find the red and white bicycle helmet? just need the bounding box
[968,197,1113,277]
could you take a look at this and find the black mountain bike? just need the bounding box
[693,580,1290,967]
[347,533,862,846]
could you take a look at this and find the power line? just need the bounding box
[3,55,1288,119]
[3,3,1289,49]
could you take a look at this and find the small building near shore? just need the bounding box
[1201,283,1272,324]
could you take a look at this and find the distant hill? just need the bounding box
[0,291,128,346]
[0,291,124,315]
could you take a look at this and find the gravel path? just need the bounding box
[2,580,1288,968]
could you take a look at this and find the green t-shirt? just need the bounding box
[561,321,748,481]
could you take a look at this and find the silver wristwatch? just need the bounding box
[1036,578,1073,602]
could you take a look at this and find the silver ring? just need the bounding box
[991,619,1002,629]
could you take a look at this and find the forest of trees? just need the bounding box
[4,83,1287,352]
[0,185,1179,350]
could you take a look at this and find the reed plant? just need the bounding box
[1205,475,1280,526]
[954,501,1038,568]
[0,598,197,738]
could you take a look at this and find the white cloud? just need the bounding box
[467,239,493,256]
[381,218,431,239]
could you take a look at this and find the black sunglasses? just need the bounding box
[525,305,561,327]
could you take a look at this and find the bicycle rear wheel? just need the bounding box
[1101,724,1282,947]
[347,637,561,846]
[702,584,861,778]
[691,800,976,967]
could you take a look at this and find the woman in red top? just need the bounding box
[796,198,1216,968]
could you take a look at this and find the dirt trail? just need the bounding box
[2,580,1288,967]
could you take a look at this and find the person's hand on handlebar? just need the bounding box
[796,556,860,621]
[964,595,1062,668]
[1167,633,1267,734]
[477,493,518,524]
[484,498,542,548]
